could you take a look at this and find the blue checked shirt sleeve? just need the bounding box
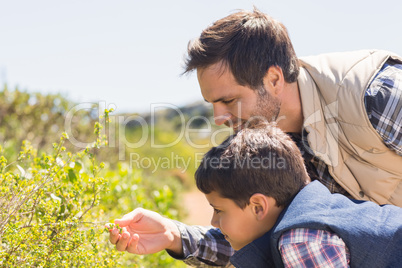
[167,221,234,267]
[365,60,402,156]
[278,228,350,268]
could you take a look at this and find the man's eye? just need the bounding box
[222,99,234,104]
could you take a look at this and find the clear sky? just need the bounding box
[1,0,401,113]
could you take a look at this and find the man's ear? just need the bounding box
[263,66,285,96]
[249,193,272,221]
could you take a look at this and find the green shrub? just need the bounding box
[0,109,186,267]
[0,86,97,160]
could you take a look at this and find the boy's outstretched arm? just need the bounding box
[107,208,183,255]
[107,208,234,267]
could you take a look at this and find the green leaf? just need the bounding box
[67,168,77,182]
[74,161,83,173]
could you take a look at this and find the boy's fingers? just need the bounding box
[115,208,144,227]
[114,217,132,227]
[109,228,120,245]
[115,231,130,252]
[114,213,133,226]
[127,234,140,254]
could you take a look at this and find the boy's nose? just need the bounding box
[210,215,219,228]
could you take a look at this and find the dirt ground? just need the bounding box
[183,190,213,226]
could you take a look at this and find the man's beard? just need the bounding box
[248,89,281,125]
[225,89,281,131]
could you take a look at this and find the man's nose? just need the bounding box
[213,104,231,126]
[214,114,232,126]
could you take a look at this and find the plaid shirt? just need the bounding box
[175,223,350,268]
[279,228,350,268]
[175,60,402,267]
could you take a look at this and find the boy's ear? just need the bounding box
[249,193,272,220]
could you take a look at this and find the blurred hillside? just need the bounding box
[123,101,214,130]
[0,85,231,187]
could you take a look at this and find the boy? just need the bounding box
[195,123,402,267]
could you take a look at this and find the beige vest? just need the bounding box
[298,50,402,206]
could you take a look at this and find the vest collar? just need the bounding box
[230,229,275,268]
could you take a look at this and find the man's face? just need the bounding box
[205,191,265,251]
[197,62,281,131]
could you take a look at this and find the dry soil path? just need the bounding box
[183,190,212,226]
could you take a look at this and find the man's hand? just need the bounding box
[107,208,183,256]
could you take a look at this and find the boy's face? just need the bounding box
[204,191,267,251]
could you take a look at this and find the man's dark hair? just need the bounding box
[195,123,310,208]
[184,7,299,88]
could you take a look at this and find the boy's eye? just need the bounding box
[214,208,222,214]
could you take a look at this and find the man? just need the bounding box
[108,8,402,267]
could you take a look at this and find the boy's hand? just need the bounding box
[104,223,122,234]
[106,208,183,255]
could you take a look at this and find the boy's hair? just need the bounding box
[195,123,310,208]
[183,7,299,89]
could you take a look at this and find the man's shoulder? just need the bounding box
[297,49,401,98]
[299,50,401,71]
[299,49,392,61]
